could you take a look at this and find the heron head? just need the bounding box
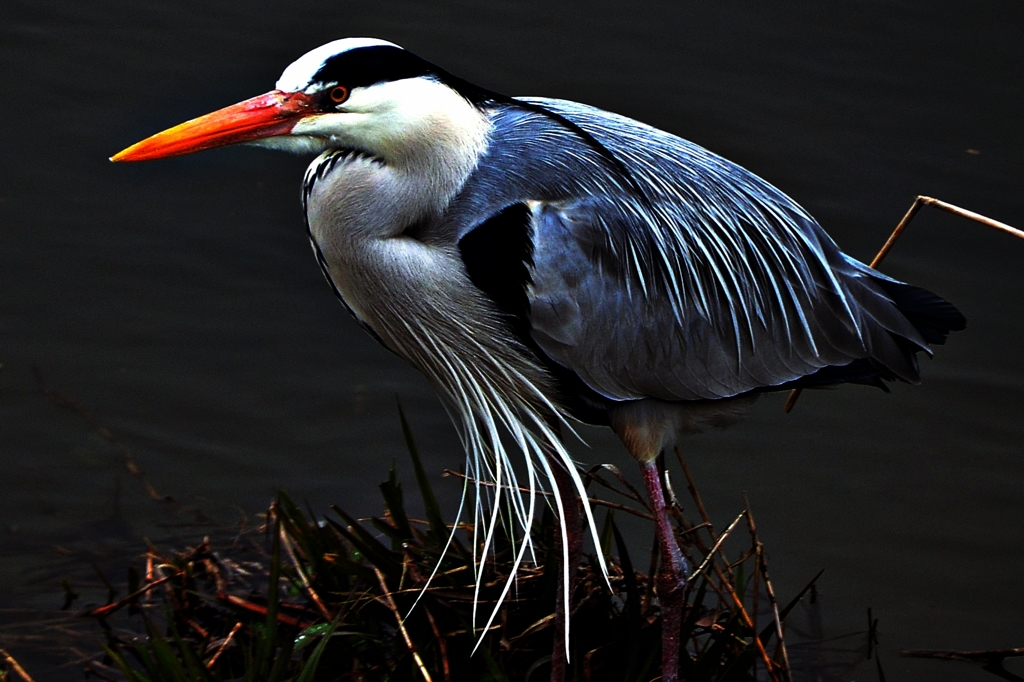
[111,38,487,164]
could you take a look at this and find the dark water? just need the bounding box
[3,0,1023,678]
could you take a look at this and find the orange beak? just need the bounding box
[111,90,316,162]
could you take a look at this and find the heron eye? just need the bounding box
[329,86,349,104]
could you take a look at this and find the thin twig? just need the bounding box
[0,648,36,682]
[279,527,333,621]
[718,574,781,682]
[186,618,209,639]
[687,512,746,581]
[80,574,173,618]
[662,467,687,530]
[587,499,654,520]
[206,621,243,670]
[31,367,162,500]
[871,196,1024,269]
[674,448,778,680]
[674,447,733,572]
[585,464,651,509]
[744,493,791,682]
[674,449,713,538]
[785,195,1023,412]
[678,521,713,538]
[867,607,878,659]
[373,566,434,682]
[751,535,761,682]
[216,594,314,629]
[442,469,653,519]
[143,550,155,606]
[82,660,119,682]
[901,647,1024,661]
[424,608,452,682]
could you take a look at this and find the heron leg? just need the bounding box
[548,457,583,682]
[640,456,688,682]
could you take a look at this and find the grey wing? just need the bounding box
[511,97,938,401]
[453,97,952,403]
[527,195,931,402]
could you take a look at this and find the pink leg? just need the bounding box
[640,458,687,682]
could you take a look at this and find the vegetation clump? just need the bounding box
[70,413,807,681]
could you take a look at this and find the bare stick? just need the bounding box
[785,196,1022,413]
[425,607,452,682]
[673,449,778,679]
[206,621,243,670]
[744,494,792,682]
[674,447,733,572]
[0,649,36,682]
[443,469,653,520]
[216,594,314,629]
[686,511,746,581]
[81,574,173,618]
[902,647,1024,661]
[144,550,155,606]
[871,196,1024,269]
[374,566,434,682]
[717,570,781,682]
[31,367,163,499]
[585,463,651,509]
[83,660,119,682]
[279,527,334,621]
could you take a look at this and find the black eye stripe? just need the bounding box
[313,45,434,91]
[307,44,646,208]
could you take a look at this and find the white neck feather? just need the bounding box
[302,78,490,323]
[300,78,489,233]
[298,74,609,648]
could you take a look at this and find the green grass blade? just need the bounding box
[379,459,414,542]
[328,507,403,577]
[266,630,295,682]
[143,618,190,680]
[103,641,154,682]
[255,506,283,679]
[295,618,341,682]
[397,399,448,543]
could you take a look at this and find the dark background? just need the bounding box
[2,1,1023,679]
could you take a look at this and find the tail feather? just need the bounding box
[778,271,965,393]
[872,277,967,346]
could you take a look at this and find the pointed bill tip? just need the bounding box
[110,148,136,163]
[110,136,171,162]
[108,141,163,163]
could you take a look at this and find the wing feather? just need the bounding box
[450,97,960,404]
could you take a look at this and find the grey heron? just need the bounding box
[112,37,965,682]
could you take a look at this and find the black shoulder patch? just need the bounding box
[314,46,436,90]
[458,203,535,337]
[459,204,613,425]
